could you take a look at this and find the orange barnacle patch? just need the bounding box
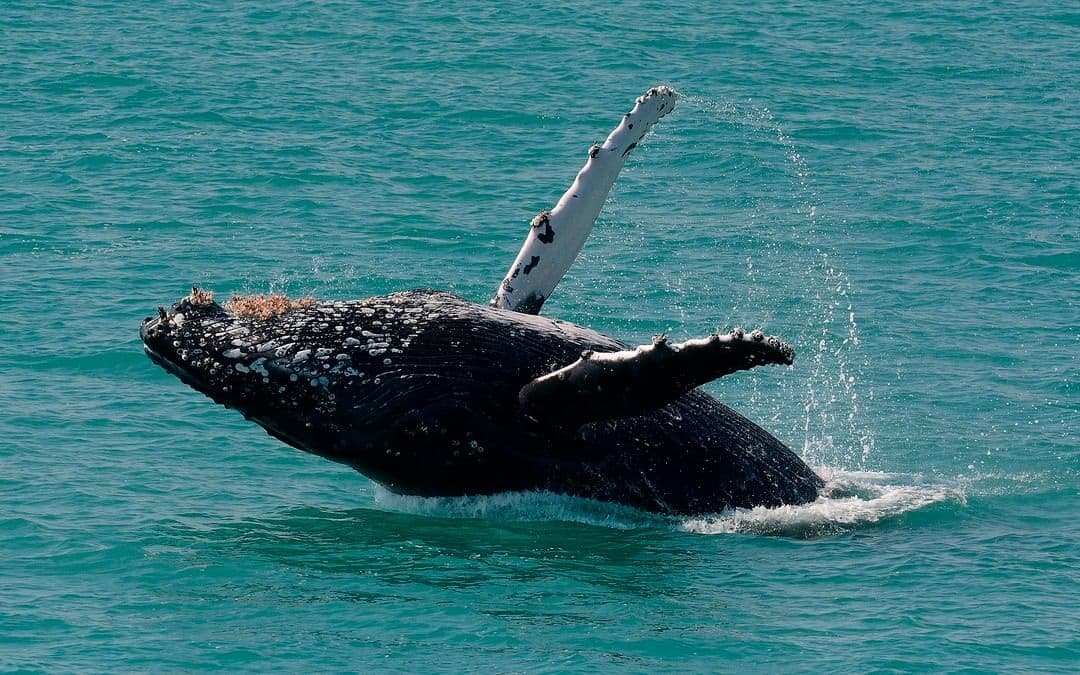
[189,286,215,306]
[225,293,316,320]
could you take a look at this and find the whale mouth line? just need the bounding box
[142,340,217,398]
[145,343,192,381]
[142,329,331,462]
[141,313,215,395]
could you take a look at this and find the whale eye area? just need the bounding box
[225,293,316,320]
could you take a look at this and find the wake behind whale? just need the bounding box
[362,468,964,538]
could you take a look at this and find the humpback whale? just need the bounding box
[140,87,824,515]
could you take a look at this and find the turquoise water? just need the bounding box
[2,0,1077,671]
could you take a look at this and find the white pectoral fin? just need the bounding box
[492,86,678,314]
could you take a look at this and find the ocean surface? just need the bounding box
[2,1,1077,671]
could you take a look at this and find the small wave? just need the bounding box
[372,486,666,530]
[681,468,966,537]
[373,468,964,538]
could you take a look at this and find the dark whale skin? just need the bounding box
[141,289,823,515]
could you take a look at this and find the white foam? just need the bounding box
[372,486,664,530]
[681,468,965,537]
[371,468,964,538]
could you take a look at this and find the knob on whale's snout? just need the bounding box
[140,286,223,358]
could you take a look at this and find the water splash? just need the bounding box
[372,485,664,530]
[681,468,965,537]
[372,469,964,539]
[677,94,876,470]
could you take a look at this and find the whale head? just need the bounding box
[141,288,307,408]
[139,288,564,492]
[140,287,405,471]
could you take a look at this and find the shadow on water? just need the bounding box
[157,500,702,602]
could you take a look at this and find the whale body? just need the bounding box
[141,289,823,515]
[140,86,825,515]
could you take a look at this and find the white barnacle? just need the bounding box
[250,358,269,377]
[274,343,296,358]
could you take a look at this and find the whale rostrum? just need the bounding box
[141,86,824,515]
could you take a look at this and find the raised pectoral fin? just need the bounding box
[491,86,678,314]
[519,329,793,426]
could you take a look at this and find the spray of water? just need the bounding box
[675,95,876,470]
[375,471,966,539]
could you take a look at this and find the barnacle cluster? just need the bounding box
[225,293,316,320]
